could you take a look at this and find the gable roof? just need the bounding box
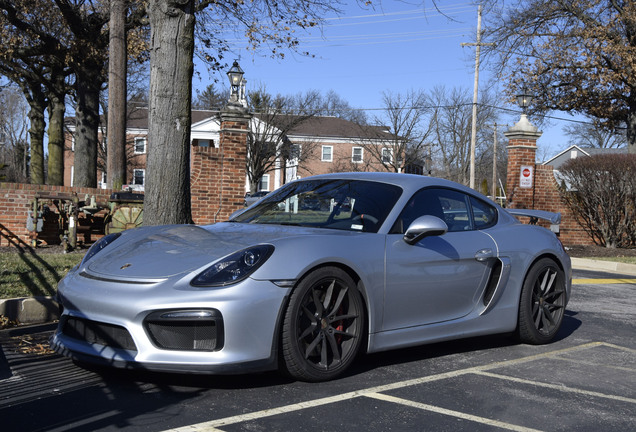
[543,144,627,169]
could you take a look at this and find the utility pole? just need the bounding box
[462,4,493,189]
[492,123,498,201]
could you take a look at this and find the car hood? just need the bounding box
[85,222,333,279]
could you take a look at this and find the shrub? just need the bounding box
[558,153,636,248]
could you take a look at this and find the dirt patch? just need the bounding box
[564,245,636,258]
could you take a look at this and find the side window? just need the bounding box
[470,196,498,229]
[392,188,474,234]
[391,188,446,234]
[437,190,470,232]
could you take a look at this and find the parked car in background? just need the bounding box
[52,172,571,382]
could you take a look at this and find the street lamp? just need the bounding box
[516,88,533,114]
[227,60,244,102]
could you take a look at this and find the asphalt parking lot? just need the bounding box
[1,267,634,432]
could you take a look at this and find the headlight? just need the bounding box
[191,245,274,287]
[81,232,121,266]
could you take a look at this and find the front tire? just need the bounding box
[281,267,365,382]
[517,258,566,344]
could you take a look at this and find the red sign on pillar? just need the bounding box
[520,165,534,188]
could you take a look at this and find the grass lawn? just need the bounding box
[0,252,83,298]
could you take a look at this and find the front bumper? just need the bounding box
[51,270,290,374]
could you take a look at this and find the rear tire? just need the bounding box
[281,267,365,382]
[517,258,566,344]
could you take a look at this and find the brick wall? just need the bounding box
[190,109,249,224]
[0,183,114,248]
[505,124,593,246]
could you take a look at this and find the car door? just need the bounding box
[382,187,498,331]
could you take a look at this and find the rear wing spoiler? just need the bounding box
[506,209,561,227]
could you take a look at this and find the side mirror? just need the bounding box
[403,215,448,245]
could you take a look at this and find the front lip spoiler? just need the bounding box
[50,336,278,375]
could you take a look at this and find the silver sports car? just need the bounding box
[52,172,571,382]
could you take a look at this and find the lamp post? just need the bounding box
[227,60,245,103]
[516,88,533,114]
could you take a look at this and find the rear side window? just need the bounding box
[470,196,498,230]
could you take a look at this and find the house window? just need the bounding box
[134,137,146,154]
[70,166,74,186]
[352,147,363,163]
[258,174,270,191]
[199,139,210,147]
[289,144,301,163]
[133,169,145,186]
[322,145,333,162]
[382,148,393,164]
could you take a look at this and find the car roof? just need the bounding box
[300,172,478,197]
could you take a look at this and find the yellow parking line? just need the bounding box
[573,278,636,285]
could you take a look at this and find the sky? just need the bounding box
[192,0,584,160]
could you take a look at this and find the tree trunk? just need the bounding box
[145,0,195,225]
[107,0,128,190]
[24,84,46,185]
[628,97,636,155]
[47,89,65,185]
[73,74,100,188]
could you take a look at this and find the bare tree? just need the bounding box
[564,119,628,149]
[558,154,636,248]
[360,90,432,173]
[307,89,367,124]
[426,86,499,185]
[246,87,321,193]
[0,86,30,182]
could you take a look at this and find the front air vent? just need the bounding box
[143,309,224,351]
[62,316,137,351]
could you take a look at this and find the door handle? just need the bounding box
[475,248,494,262]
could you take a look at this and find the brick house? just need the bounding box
[63,108,404,194]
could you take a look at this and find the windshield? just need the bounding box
[231,179,402,233]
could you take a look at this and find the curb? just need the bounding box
[1,259,635,327]
[570,258,636,276]
[0,296,59,326]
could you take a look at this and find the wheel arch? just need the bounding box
[516,252,566,309]
[274,261,371,360]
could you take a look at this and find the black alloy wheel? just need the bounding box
[281,267,365,382]
[517,258,567,344]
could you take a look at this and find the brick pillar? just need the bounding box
[190,105,250,224]
[504,114,542,209]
